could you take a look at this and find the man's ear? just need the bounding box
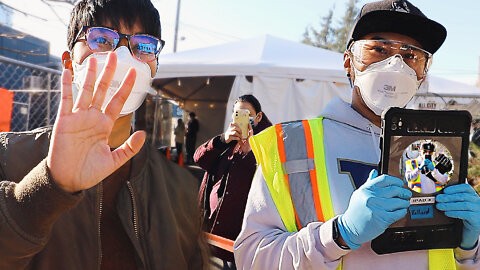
[343,52,352,75]
[62,51,73,72]
[344,52,354,87]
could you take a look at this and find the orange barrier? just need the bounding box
[0,88,13,132]
[166,147,171,160]
[205,232,234,253]
[178,151,184,167]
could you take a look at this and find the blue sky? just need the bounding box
[2,0,479,85]
[154,0,480,85]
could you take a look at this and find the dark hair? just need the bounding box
[189,112,196,118]
[235,94,262,114]
[67,0,161,51]
[235,94,272,125]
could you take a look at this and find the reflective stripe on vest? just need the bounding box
[250,117,456,270]
[250,118,335,231]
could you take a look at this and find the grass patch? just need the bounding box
[468,142,480,194]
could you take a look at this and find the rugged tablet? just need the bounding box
[371,107,471,254]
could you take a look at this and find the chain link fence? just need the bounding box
[0,55,61,132]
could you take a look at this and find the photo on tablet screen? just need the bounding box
[388,136,461,197]
[400,140,454,194]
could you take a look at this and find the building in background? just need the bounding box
[0,23,62,131]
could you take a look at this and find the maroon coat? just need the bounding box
[195,118,271,262]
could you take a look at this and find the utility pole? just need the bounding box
[173,0,181,53]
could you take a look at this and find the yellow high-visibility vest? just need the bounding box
[250,117,456,270]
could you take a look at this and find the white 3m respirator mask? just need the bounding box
[72,46,152,116]
[352,54,423,116]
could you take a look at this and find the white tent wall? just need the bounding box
[224,75,352,130]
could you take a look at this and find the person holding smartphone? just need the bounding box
[234,1,480,269]
[195,95,272,269]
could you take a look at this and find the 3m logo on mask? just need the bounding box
[383,85,396,92]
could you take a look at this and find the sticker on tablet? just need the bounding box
[410,205,434,219]
[410,197,435,205]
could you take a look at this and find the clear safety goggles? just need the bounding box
[349,39,432,78]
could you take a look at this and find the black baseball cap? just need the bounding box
[347,0,447,54]
[422,142,435,152]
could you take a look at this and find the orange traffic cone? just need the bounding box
[178,152,184,167]
[166,147,171,160]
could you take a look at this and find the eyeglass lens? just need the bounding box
[352,40,431,76]
[86,27,161,62]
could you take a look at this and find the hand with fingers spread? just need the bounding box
[337,170,412,249]
[436,184,480,250]
[47,52,146,193]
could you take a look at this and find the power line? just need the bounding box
[0,1,68,32]
[41,0,68,26]
[0,1,48,21]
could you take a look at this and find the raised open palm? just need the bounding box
[47,52,146,193]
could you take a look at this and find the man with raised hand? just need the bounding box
[0,0,208,269]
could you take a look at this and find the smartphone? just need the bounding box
[372,107,471,254]
[233,109,250,139]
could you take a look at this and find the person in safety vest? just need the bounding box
[405,142,451,194]
[234,1,480,269]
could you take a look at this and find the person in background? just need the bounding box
[0,0,208,269]
[175,118,186,159]
[195,94,272,270]
[186,112,200,164]
[234,1,480,269]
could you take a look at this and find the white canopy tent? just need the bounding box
[154,35,352,146]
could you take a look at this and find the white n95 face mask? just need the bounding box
[72,46,152,116]
[352,54,422,116]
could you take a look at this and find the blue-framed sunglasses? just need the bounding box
[74,26,165,63]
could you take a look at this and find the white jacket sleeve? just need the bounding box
[233,167,350,270]
[455,245,480,270]
[431,169,449,185]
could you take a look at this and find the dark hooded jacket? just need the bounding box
[0,127,209,270]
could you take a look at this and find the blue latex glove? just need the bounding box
[436,184,480,250]
[421,159,435,172]
[337,170,412,249]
